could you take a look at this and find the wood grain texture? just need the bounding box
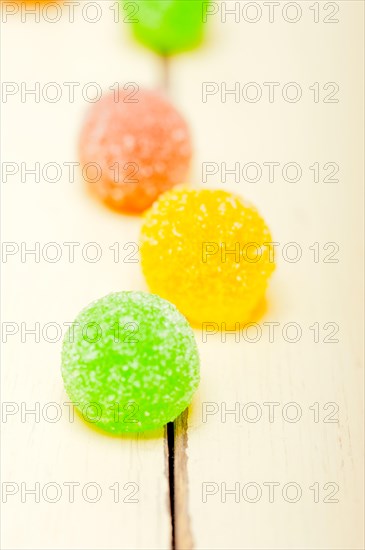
[170,1,364,548]
[1,4,171,549]
[1,1,364,550]
[174,410,194,550]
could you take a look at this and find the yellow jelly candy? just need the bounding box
[140,188,275,328]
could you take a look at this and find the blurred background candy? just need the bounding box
[122,0,211,56]
[79,87,192,213]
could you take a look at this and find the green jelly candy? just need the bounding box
[61,292,200,434]
[123,0,211,55]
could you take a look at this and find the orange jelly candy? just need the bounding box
[79,88,192,213]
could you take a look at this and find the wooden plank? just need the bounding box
[172,1,364,548]
[1,4,171,549]
[2,1,364,549]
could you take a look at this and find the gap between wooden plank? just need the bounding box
[166,410,194,550]
[166,422,176,549]
[161,54,193,550]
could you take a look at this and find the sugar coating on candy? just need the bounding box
[124,0,211,55]
[61,292,200,434]
[140,189,275,328]
[79,88,192,213]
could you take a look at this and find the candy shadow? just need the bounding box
[190,296,269,332]
[74,407,164,440]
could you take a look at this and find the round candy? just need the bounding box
[124,0,211,55]
[79,88,192,213]
[61,292,200,434]
[140,189,275,328]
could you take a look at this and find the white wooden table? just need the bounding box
[1,1,364,549]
